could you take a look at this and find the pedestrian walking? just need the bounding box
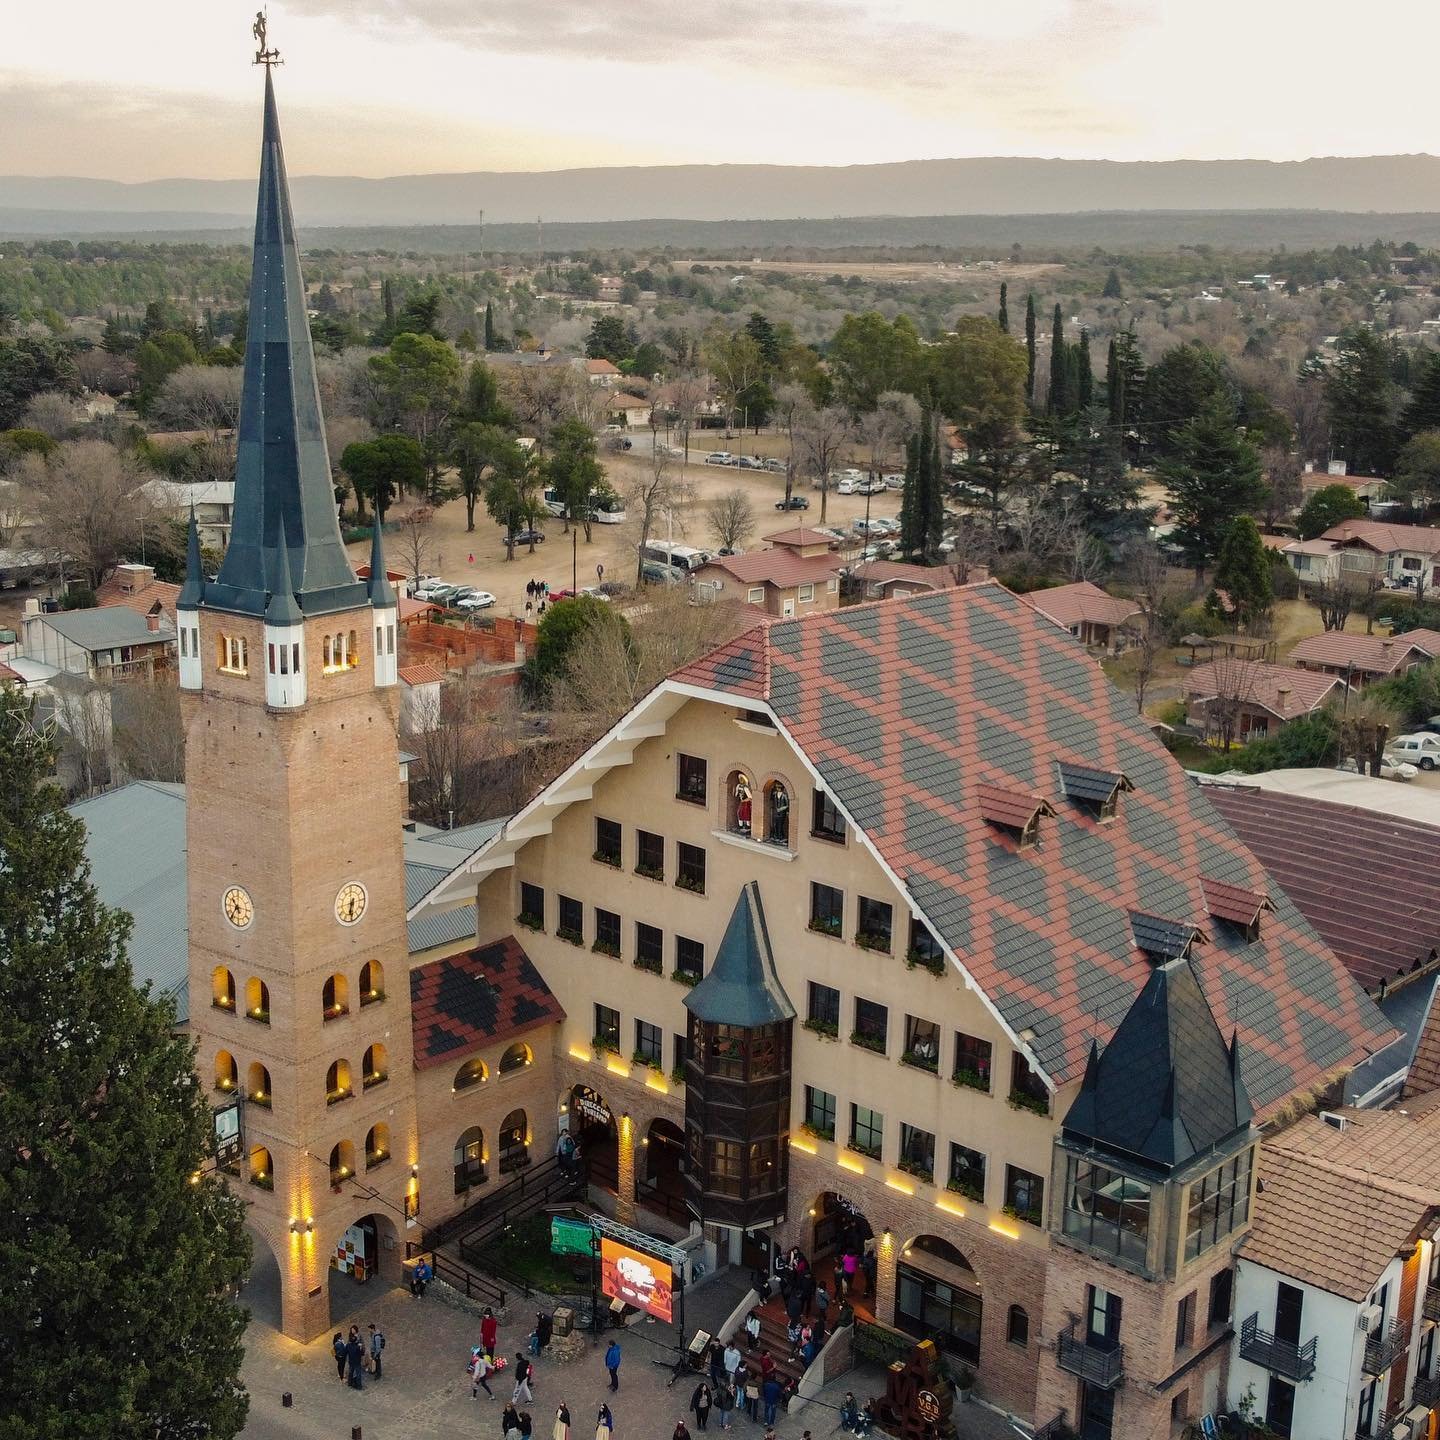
[513,1353,534,1403]
[673,1423,692,1440]
[411,1255,432,1297]
[715,1379,735,1431]
[758,1351,775,1386]
[345,1330,365,1390]
[537,1311,554,1352]
[332,1333,347,1382]
[595,1404,614,1440]
[368,1322,385,1380]
[743,1375,760,1422]
[482,1307,500,1360]
[503,1403,522,1434]
[604,1338,621,1392]
[722,1340,741,1382]
[839,1249,857,1299]
[815,1284,829,1323]
[707,1341,724,1386]
[689,1381,713,1432]
[520,1412,534,1438]
[472,1349,496,1399]
[762,1376,782,1426]
[744,1311,761,1350]
[861,1248,876,1298]
[554,1403,571,1440]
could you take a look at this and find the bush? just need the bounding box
[1168,602,1225,644]
[1268,553,1299,600]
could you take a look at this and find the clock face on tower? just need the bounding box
[223,886,254,929]
[335,881,368,926]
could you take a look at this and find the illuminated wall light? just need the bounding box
[568,1046,593,1063]
[988,1219,1021,1241]
[885,1176,914,1196]
[837,1152,865,1174]
[605,1057,630,1077]
[935,1196,965,1219]
[644,1073,669,1094]
[790,1136,817,1156]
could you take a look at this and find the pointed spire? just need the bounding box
[178,505,205,609]
[685,883,795,1026]
[208,66,365,621]
[265,517,302,627]
[368,522,396,608]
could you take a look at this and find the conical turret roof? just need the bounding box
[684,882,795,1026]
[177,506,204,610]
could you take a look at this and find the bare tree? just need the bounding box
[499,364,597,448]
[1197,656,1260,753]
[662,372,709,464]
[1315,575,1360,632]
[152,365,244,438]
[73,348,135,397]
[795,402,853,524]
[624,445,692,587]
[945,519,992,586]
[1260,447,1303,530]
[856,390,921,484]
[111,678,185,782]
[705,487,756,553]
[1120,540,1180,715]
[395,505,435,584]
[774,383,807,509]
[21,392,83,440]
[49,674,113,797]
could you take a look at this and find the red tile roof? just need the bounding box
[1399,628,1440,656]
[1200,876,1273,929]
[764,527,838,549]
[399,596,437,623]
[409,935,565,1070]
[1322,518,1440,555]
[672,583,1394,1108]
[698,552,841,589]
[1185,660,1347,720]
[1407,992,1440,1098]
[1288,631,1430,676]
[977,783,1053,832]
[1205,784,1440,990]
[95,573,181,618]
[1027,580,1140,631]
[399,663,445,687]
[586,359,621,375]
[851,560,959,592]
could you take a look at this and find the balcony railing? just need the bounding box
[1034,1413,1074,1440]
[1425,1285,1440,1324]
[1056,1324,1125,1390]
[1239,1313,1318,1383]
[1363,1319,1406,1377]
[1413,1372,1440,1409]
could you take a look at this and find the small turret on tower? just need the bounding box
[368,521,398,688]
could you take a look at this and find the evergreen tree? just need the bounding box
[744,311,782,369]
[899,429,923,556]
[1159,400,1265,574]
[0,687,251,1438]
[1296,482,1366,540]
[1048,304,1067,416]
[1211,515,1273,631]
[998,282,1009,335]
[483,301,496,352]
[1076,330,1093,411]
[382,278,395,327]
[1024,294,1037,405]
[1102,267,1123,299]
[923,416,946,558]
[1402,350,1440,438]
[1140,342,1228,460]
[1326,327,1399,475]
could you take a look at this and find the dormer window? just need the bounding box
[1130,911,1207,965]
[1056,762,1133,821]
[977,783,1056,850]
[217,633,248,675]
[1200,878,1273,943]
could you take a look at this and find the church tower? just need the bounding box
[182,65,416,1342]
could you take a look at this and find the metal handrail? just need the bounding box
[1239,1312,1318,1383]
[1056,1323,1125,1389]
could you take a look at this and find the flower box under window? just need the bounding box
[516,911,543,932]
[953,1068,989,1094]
[592,1033,621,1056]
[557,925,584,946]
[907,949,945,976]
[803,1018,839,1039]
[902,1048,939,1073]
[636,862,664,882]
[850,1029,886,1054]
[1008,1089,1049,1116]
[592,939,621,959]
[948,1176,984,1204]
[847,1139,882,1161]
[808,916,842,938]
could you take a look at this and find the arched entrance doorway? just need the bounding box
[238,1223,283,1332]
[811,1190,876,1315]
[895,1234,982,1365]
[564,1085,617,1191]
[637,1117,687,1223]
[328,1210,401,1325]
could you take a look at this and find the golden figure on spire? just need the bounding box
[253,9,282,67]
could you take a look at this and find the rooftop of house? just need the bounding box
[585,358,621,376]
[1321,518,1440,555]
[1026,579,1141,631]
[95,567,181,619]
[1203,783,1440,991]
[33,605,175,652]
[849,559,961,591]
[698,551,841,590]
[1243,1106,1440,1300]
[670,582,1394,1110]
[398,663,446,688]
[1288,629,1433,674]
[1183,659,1347,720]
[764,527,838,549]
[606,392,651,409]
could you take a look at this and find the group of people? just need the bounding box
[331,1322,385,1390]
[524,578,551,617]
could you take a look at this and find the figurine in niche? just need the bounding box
[734,774,753,833]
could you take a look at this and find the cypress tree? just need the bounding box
[923,416,946,558]
[998,282,1009,334]
[1024,294,1037,404]
[1105,338,1121,422]
[0,688,251,1437]
[1048,303,1067,415]
[484,301,496,352]
[1102,267,1123,299]
[1077,329,1094,411]
[382,277,395,326]
[899,429,922,556]
[1211,515,1274,631]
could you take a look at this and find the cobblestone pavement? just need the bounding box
[237,1271,1021,1440]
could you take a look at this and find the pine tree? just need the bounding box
[1211,515,1274,631]
[1076,329,1093,411]
[998,282,1009,334]
[1160,400,1266,575]
[1403,350,1440,437]
[1102,267,1123,299]
[1048,304,1067,415]
[0,688,251,1437]
[744,311,782,369]
[922,416,946,558]
[382,278,395,326]
[1024,294,1037,404]
[484,301,496,352]
[899,429,923,556]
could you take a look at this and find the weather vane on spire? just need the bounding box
[252,9,282,67]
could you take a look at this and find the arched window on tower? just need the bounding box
[454,1126,486,1193]
[329,1139,355,1186]
[246,1061,272,1108]
[249,1145,273,1190]
[454,1057,488,1091]
[212,966,236,1011]
[365,1122,390,1170]
[498,1109,530,1174]
[322,972,349,1020]
[363,1043,388,1089]
[360,960,385,1005]
[326,1058,352,1104]
[214,1050,237,1093]
[245,977,270,1024]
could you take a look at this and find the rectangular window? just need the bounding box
[557,893,583,942]
[635,1020,662,1066]
[179,628,188,658]
[1264,1377,1295,1439]
[676,842,706,894]
[827,578,838,593]
[593,1004,621,1053]
[279,643,289,675]
[1004,1165,1045,1226]
[1184,1149,1254,1261]
[903,1015,940,1072]
[594,907,621,956]
[636,829,664,880]
[518,881,544,929]
[812,789,846,842]
[375,623,382,655]
[1357,1379,1377,1436]
[953,1032,993,1092]
[292,642,300,674]
[267,642,276,675]
[806,981,840,1035]
[673,1032,687,1074]
[1061,1155,1151,1264]
[747,587,765,604]
[710,1138,743,1196]
[1175,1292,1196,1354]
[1208,1268,1233,1329]
[635,922,663,974]
[1009,1053,1050,1115]
[909,918,943,970]
[707,1022,746,1079]
[674,935,704,982]
[948,1143,986,1203]
[595,816,622,867]
[798,583,815,603]
[849,1103,884,1159]
[899,1123,935,1181]
[856,896,893,952]
[852,997,888,1054]
[804,1086,836,1140]
[809,881,844,937]
[677,753,708,805]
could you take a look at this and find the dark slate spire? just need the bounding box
[265,517,303,627]
[1062,957,1253,1172]
[685,882,795,1026]
[177,505,204,609]
[368,521,396,608]
[207,67,365,620]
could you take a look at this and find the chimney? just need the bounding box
[115,562,155,595]
[1276,684,1291,710]
[1328,459,1348,476]
[146,610,161,633]
[1383,639,1393,651]
[23,597,40,617]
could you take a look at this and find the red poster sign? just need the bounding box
[600,1237,673,1322]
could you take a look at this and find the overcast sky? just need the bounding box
[10,1,1440,180]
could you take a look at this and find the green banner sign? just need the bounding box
[551,1217,595,1258]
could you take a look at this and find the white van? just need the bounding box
[640,542,710,574]
[591,496,627,525]
[1387,733,1440,771]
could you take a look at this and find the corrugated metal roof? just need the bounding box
[41,607,175,650]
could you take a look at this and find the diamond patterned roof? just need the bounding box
[672,582,1396,1111]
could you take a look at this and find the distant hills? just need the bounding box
[6,154,1440,236]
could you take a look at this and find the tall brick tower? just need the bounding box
[180,63,415,1341]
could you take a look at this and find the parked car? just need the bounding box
[641,561,686,585]
[882,473,906,490]
[553,587,610,603]
[872,517,901,534]
[414,578,454,600]
[446,586,478,603]
[454,591,497,611]
[602,423,623,434]
[704,452,734,466]
[415,581,457,604]
[1341,756,1419,782]
[1386,733,1440,771]
[775,495,810,510]
[604,436,633,452]
[735,455,764,470]
[511,529,546,546]
[409,573,441,595]
[762,457,787,473]
[835,476,860,495]
[852,518,887,536]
